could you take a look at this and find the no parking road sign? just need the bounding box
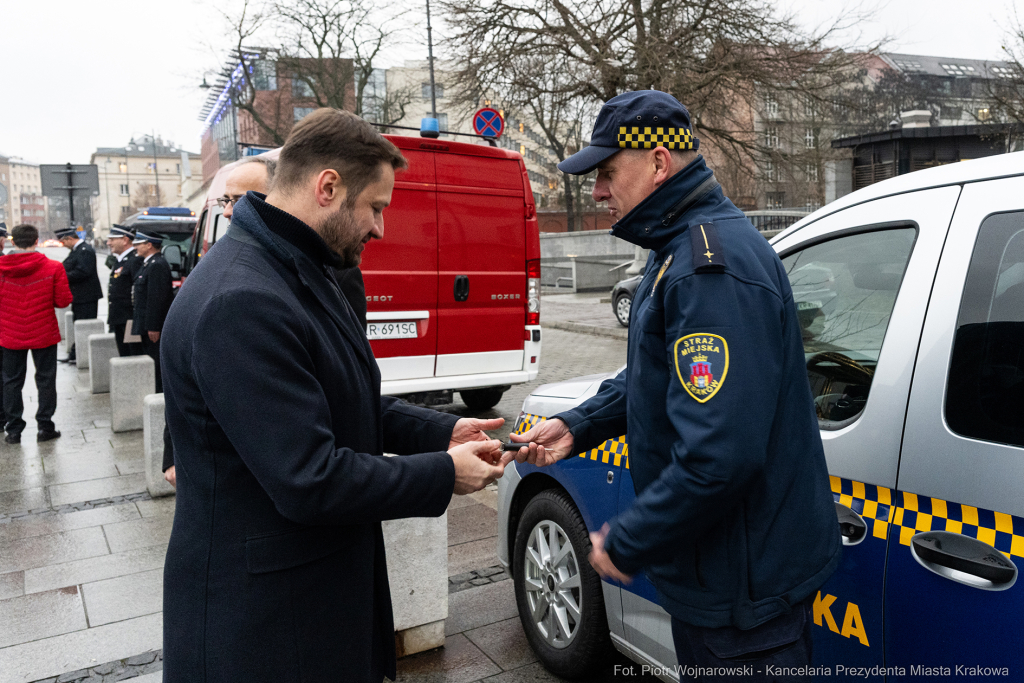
[473,108,505,138]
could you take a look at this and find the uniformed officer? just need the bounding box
[510,91,840,679]
[106,225,143,357]
[56,226,104,363]
[131,230,173,392]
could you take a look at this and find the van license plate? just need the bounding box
[366,322,418,340]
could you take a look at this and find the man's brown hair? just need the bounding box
[274,108,407,203]
[12,224,38,249]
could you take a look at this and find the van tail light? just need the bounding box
[526,259,541,325]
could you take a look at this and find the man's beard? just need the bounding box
[316,203,364,268]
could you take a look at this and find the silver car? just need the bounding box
[498,151,1024,680]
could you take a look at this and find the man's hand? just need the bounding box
[450,439,505,495]
[449,417,505,449]
[589,523,632,584]
[164,465,177,489]
[503,418,574,467]
[148,330,161,343]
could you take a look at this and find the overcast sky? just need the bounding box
[0,0,1019,166]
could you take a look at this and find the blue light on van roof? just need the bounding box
[420,118,440,139]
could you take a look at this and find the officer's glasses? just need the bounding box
[216,194,245,208]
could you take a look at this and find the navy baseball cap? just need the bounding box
[558,90,700,175]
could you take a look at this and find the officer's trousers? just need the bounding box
[109,322,142,358]
[671,594,815,682]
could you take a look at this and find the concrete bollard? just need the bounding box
[88,333,118,394]
[144,394,175,498]
[74,320,106,369]
[64,311,75,353]
[383,511,448,656]
[110,356,155,432]
[56,306,70,341]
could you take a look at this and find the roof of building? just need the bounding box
[881,52,1015,80]
[92,136,199,160]
[774,150,1024,243]
[832,122,1023,148]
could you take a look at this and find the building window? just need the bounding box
[766,192,785,209]
[252,60,277,91]
[294,106,316,122]
[436,113,448,132]
[806,163,818,182]
[119,184,129,196]
[804,128,818,148]
[804,98,816,117]
[175,163,181,174]
[765,160,775,182]
[118,163,127,173]
[941,105,963,121]
[765,94,778,118]
[292,78,315,98]
[147,162,156,173]
[764,127,778,148]
[977,108,992,121]
[421,82,444,99]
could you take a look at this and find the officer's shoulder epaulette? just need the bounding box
[688,220,726,273]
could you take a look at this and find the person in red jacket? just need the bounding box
[0,224,73,444]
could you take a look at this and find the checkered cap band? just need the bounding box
[618,126,696,150]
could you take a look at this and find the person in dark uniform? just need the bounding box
[56,226,103,363]
[511,91,840,680]
[131,230,173,392]
[106,225,143,357]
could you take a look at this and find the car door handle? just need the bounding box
[454,275,469,302]
[835,502,867,545]
[911,531,1017,589]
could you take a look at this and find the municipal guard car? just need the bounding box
[497,151,1024,681]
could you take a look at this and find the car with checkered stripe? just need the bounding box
[497,150,1024,680]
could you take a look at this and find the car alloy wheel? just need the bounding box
[615,293,632,327]
[523,519,582,648]
[513,489,610,678]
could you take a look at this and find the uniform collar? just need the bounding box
[116,247,135,262]
[610,155,720,251]
[144,252,156,263]
[73,239,84,249]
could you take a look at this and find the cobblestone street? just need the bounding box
[0,281,661,683]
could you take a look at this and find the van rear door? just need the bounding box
[435,149,526,377]
[361,146,438,382]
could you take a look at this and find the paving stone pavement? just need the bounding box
[0,273,656,682]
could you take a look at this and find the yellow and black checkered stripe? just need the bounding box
[831,476,1024,559]
[618,126,696,150]
[515,413,629,469]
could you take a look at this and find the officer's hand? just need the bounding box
[164,465,177,489]
[589,523,632,584]
[148,331,161,343]
[449,417,505,449]
[503,418,573,467]
[450,439,505,495]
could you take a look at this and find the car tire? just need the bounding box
[614,293,632,327]
[459,387,505,411]
[513,490,611,679]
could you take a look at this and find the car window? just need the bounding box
[781,228,917,428]
[946,211,1024,448]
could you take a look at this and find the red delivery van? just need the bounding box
[184,134,542,410]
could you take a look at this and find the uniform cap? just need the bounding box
[54,227,77,239]
[109,225,135,240]
[558,90,700,175]
[0,222,7,238]
[132,230,163,246]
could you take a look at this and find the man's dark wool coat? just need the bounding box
[62,240,103,303]
[160,192,459,683]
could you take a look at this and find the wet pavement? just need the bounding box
[0,268,655,682]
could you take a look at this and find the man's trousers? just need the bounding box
[2,345,58,436]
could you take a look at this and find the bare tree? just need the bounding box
[130,184,166,211]
[986,11,1024,133]
[441,0,882,208]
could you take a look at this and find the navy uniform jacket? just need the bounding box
[557,157,840,630]
[63,240,103,303]
[108,249,142,328]
[131,253,173,335]
[160,193,459,683]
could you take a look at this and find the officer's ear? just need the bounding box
[652,147,675,187]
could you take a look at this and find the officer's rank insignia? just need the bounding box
[674,333,729,402]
